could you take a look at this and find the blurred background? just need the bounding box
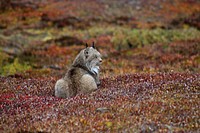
[0,0,199,77]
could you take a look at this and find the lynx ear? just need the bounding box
[92,42,95,49]
[85,43,88,48]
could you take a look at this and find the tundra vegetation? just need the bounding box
[0,0,200,132]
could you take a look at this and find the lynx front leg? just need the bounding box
[96,73,101,86]
[91,66,100,86]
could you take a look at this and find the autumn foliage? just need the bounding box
[0,0,200,132]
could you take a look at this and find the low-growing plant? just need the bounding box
[0,51,9,73]
[111,27,200,50]
[1,58,31,76]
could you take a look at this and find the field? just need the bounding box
[0,0,200,132]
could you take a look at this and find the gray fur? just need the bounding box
[55,47,102,98]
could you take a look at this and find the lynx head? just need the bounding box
[72,42,102,74]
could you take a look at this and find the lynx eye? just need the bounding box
[84,50,88,55]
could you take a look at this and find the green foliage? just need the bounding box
[0,51,9,68]
[85,26,116,37]
[111,28,200,50]
[1,58,31,76]
[21,26,200,51]
[105,121,113,129]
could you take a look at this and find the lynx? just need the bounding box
[55,43,102,98]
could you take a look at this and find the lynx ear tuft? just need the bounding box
[92,42,95,49]
[85,43,88,48]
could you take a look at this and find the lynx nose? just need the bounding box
[99,58,102,63]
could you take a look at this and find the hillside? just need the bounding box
[0,0,200,132]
